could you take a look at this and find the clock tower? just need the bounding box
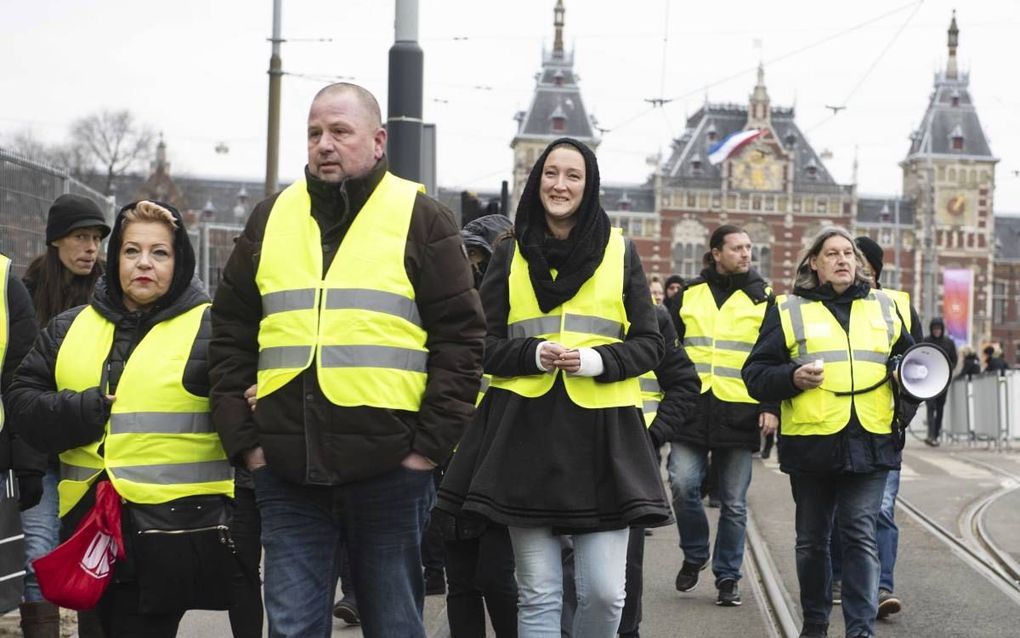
[901,11,997,333]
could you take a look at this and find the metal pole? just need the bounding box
[387,0,423,182]
[893,197,901,290]
[264,0,283,198]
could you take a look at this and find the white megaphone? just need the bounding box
[897,343,952,401]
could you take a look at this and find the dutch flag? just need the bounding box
[708,129,765,165]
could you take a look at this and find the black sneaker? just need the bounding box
[674,560,708,592]
[832,579,842,605]
[332,597,360,625]
[877,589,901,619]
[799,622,828,638]
[716,579,741,606]
[424,569,446,596]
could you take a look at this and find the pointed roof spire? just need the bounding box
[747,63,771,127]
[553,0,565,58]
[946,10,959,79]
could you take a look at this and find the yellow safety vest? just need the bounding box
[254,172,429,412]
[776,291,901,437]
[639,371,662,427]
[54,304,233,517]
[884,288,912,334]
[679,282,767,403]
[0,254,9,432]
[476,374,491,406]
[490,229,641,409]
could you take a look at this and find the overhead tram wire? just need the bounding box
[600,0,924,139]
[804,0,925,133]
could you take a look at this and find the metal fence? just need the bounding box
[943,371,1019,445]
[190,222,244,299]
[0,148,115,274]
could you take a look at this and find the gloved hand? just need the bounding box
[17,472,44,511]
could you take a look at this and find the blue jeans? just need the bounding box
[831,470,900,592]
[20,468,60,603]
[509,527,628,638]
[791,471,887,638]
[254,464,435,638]
[666,443,752,584]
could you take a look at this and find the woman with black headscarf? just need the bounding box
[437,138,670,637]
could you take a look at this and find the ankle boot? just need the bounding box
[19,601,60,638]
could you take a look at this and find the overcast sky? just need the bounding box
[4,0,1020,212]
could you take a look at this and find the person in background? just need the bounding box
[664,275,684,301]
[437,137,671,637]
[958,347,981,378]
[0,253,44,633]
[922,318,957,447]
[20,194,111,638]
[665,224,778,608]
[983,345,1010,373]
[743,226,916,638]
[9,201,235,636]
[649,279,665,305]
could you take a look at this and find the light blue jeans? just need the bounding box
[509,527,628,638]
[20,469,60,603]
[667,443,753,585]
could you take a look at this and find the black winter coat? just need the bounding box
[209,158,485,486]
[647,303,701,448]
[665,267,777,450]
[1,269,43,478]
[742,282,914,475]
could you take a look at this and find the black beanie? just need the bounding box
[855,236,884,283]
[46,194,111,245]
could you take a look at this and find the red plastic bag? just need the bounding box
[33,481,125,610]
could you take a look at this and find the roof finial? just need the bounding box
[553,0,565,57]
[946,10,959,79]
[748,63,770,127]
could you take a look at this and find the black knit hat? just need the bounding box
[46,194,111,245]
[855,235,884,283]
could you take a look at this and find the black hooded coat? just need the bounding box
[7,201,211,535]
[923,318,958,386]
[437,138,671,532]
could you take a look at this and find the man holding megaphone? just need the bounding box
[742,227,918,638]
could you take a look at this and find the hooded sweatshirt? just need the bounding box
[923,318,958,382]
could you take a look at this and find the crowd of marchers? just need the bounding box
[0,81,991,638]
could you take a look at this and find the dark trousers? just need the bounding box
[444,526,518,637]
[422,467,447,575]
[95,582,184,638]
[926,394,948,440]
[617,527,645,636]
[228,486,263,638]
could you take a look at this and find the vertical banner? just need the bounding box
[942,268,973,348]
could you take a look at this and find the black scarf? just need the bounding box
[513,138,611,312]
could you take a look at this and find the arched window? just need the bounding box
[744,221,773,281]
[671,219,708,279]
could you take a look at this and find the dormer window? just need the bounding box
[553,69,565,87]
[706,124,718,144]
[784,133,797,149]
[690,153,704,174]
[618,192,632,212]
[950,89,960,107]
[549,104,567,132]
[949,124,964,151]
[804,159,818,180]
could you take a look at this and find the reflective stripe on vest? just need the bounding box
[54,304,233,517]
[254,172,429,411]
[776,291,900,436]
[678,282,766,403]
[476,374,491,406]
[490,229,642,409]
[0,254,9,432]
[639,371,662,427]
[884,288,912,334]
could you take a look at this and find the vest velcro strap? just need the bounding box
[109,460,233,485]
[262,288,317,316]
[110,412,212,435]
[508,316,561,339]
[562,314,624,340]
[684,336,713,348]
[320,345,427,372]
[713,339,754,353]
[259,345,314,371]
[643,399,660,413]
[61,462,101,482]
[639,377,661,392]
[324,288,422,326]
[853,350,890,364]
[712,366,744,379]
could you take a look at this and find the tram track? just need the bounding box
[897,451,1020,606]
[745,511,800,638]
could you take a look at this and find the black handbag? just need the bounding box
[127,494,239,614]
